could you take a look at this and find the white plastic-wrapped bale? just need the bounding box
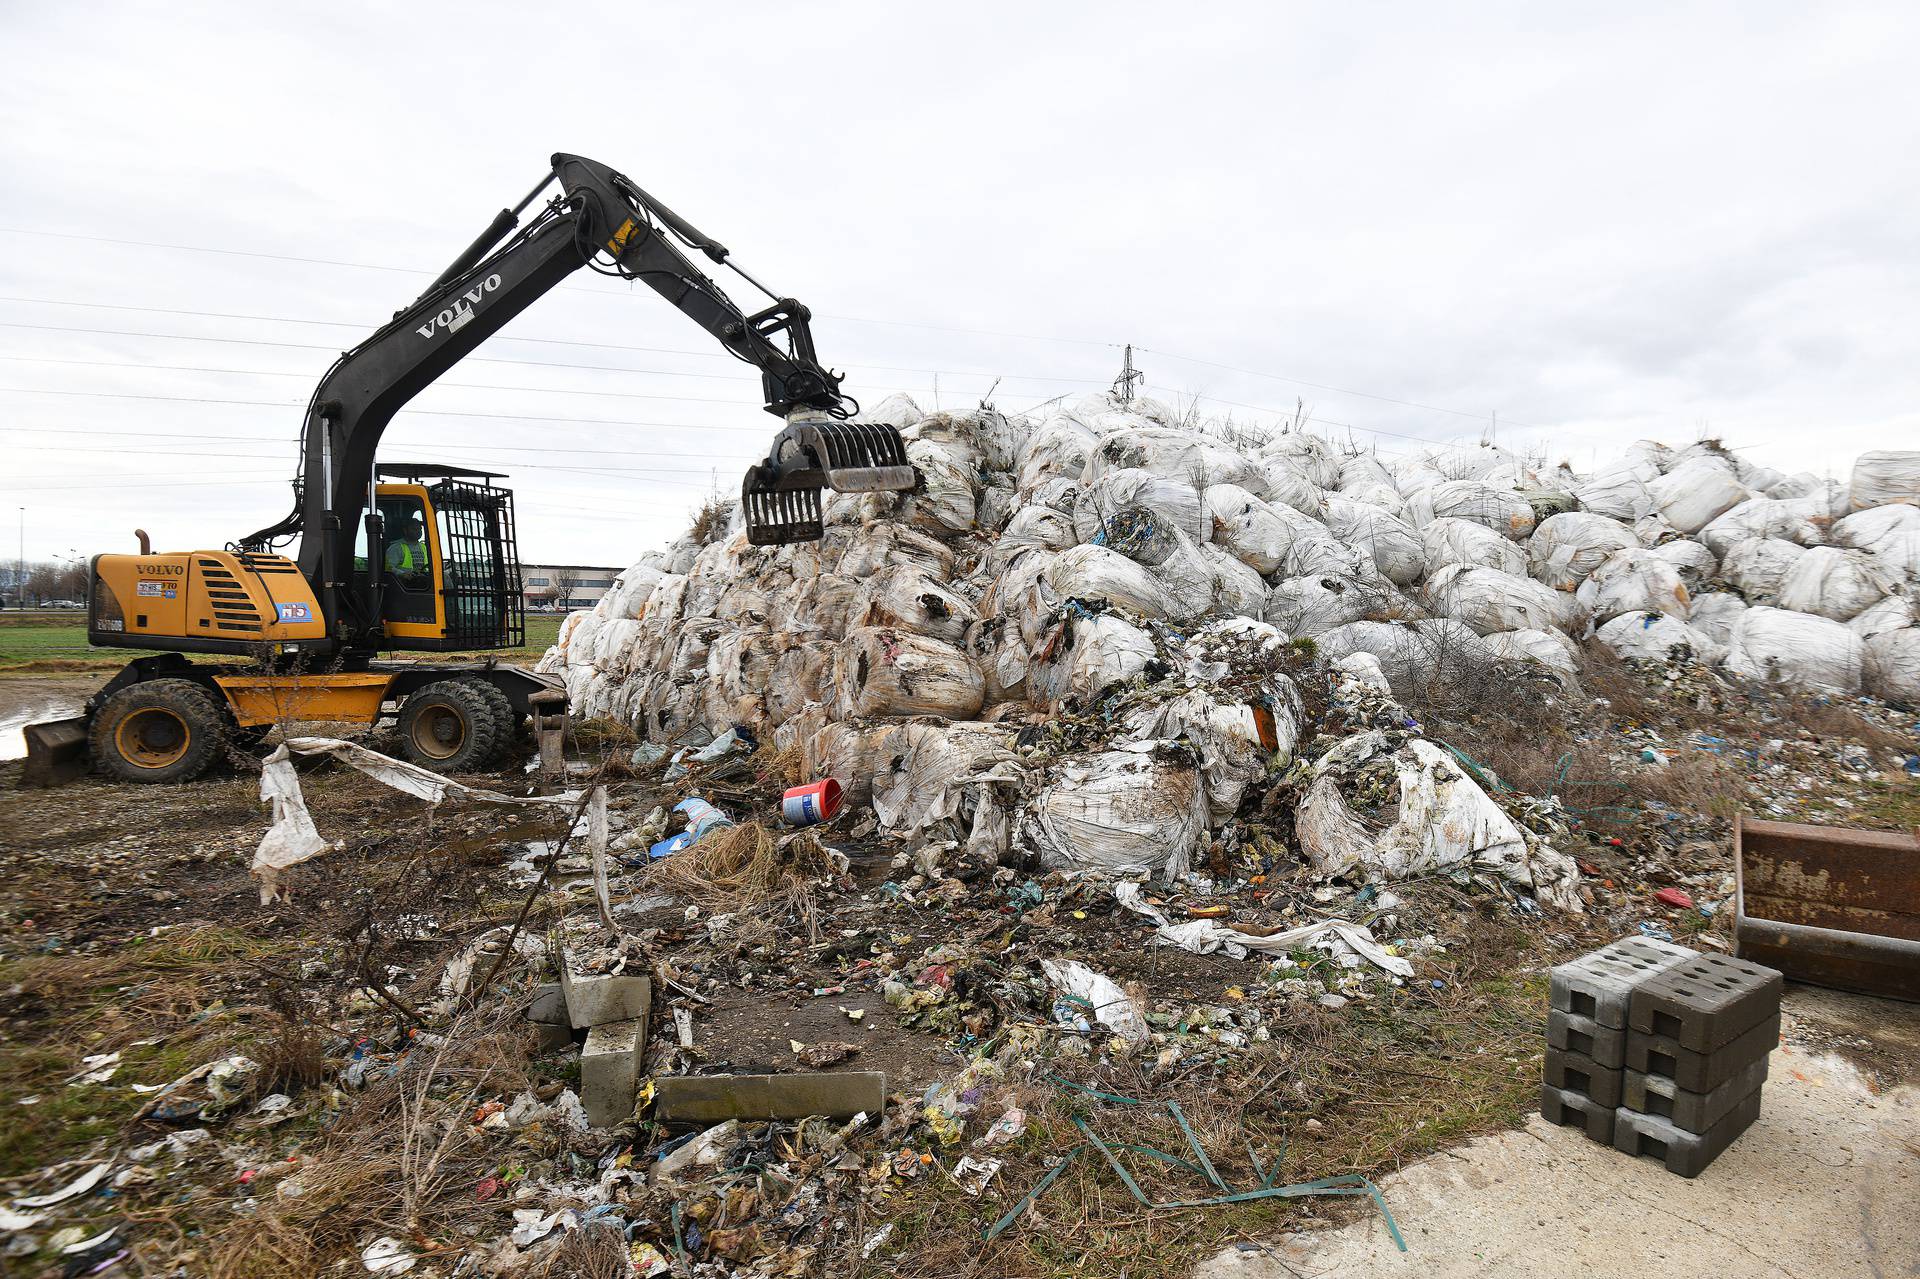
[1268,573,1393,637]
[1262,434,1342,490]
[1480,627,1580,675]
[1870,532,1920,585]
[1256,460,1326,516]
[1420,517,1530,578]
[1039,543,1180,622]
[832,627,985,720]
[1576,548,1692,623]
[1022,742,1205,877]
[895,436,977,534]
[1527,512,1638,591]
[1203,484,1310,575]
[598,561,665,620]
[837,522,954,580]
[1849,450,1920,510]
[1864,630,1920,703]
[1027,611,1157,703]
[1201,543,1269,618]
[1649,539,1718,589]
[1697,497,1827,558]
[989,505,1078,570]
[1420,480,1537,540]
[1725,607,1864,695]
[1421,564,1586,636]
[1074,468,1205,543]
[1774,546,1898,622]
[1719,538,1808,605]
[857,566,976,645]
[1646,456,1750,533]
[1596,611,1721,664]
[1575,461,1656,521]
[1832,503,1920,552]
[1848,595,1916,642]
[870,721,1022,841]
[1322,497,1426,585]
[1123,686,1290,822]
[1687,592,1748,654]
[765,639,834,726]
[1016,416,1098,493]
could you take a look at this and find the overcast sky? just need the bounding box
[2,2,1917,567]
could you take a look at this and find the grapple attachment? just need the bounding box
[742,412,918,546]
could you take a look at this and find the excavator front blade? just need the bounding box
[22,715,90,787]
[743,414,918,546]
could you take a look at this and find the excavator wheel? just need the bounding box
[397,679,504,773]
[468,681,522,766]
[90,678,227,784]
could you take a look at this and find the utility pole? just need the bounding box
[15,507,21,611]
[1112,344,1143,405]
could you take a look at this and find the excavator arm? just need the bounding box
[242,152,912,646]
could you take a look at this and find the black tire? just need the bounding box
[91,678,226,784]
[468,681,521,766]
[397,679,502,773]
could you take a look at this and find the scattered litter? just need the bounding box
[361,1236,416,1274]
[1041,959,1149,1043]
[13,1162,110,1208]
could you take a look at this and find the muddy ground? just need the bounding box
[0,657,1916,1278]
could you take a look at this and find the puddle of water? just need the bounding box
[1,697,85,761]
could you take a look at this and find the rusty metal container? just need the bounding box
[1733,815,1920,1002]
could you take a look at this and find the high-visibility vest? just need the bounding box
[388,541,423,572]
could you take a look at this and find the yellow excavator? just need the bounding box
[23,152,914,785]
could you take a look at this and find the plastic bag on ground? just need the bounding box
[833,627,986,720]
[1726,607,1864,695]
[1023,742,1204,878]
[1041,960,1148,1043]
[1774,546,1898,622]
[1849,450,1920,510]
[1646,456,1750,533]
[1527,512,1639,591]
[1296,735,1580,909]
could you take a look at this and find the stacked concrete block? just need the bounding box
[1543,938,1780,1176]
[523,972,653,1128]
[1614,952,1781,1177]
[1542,936,1696,1145]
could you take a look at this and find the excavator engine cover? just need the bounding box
[742,416,917,545]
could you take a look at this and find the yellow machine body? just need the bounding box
[89,549,328,655]
[212,671,397,727]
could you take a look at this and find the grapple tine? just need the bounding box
[740,411,919,544]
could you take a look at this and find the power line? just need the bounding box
[0,422,772,462]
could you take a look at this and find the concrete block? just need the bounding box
[1540,1083,1614,1145]
[1543,1046,1622,1107]
[1549,936,1696,1029]
[1625,1010,1780,1093]
[533,1022,574,1052]
[1547,1007,1625,1068]
[527,982,569,1026]
[580,1018,644,1128]
[1629,952,1783,1054]
[1613,1088,1762,1178]
[1625,1055,1770,1135]
[559,970,651,1030]
[654,1071,886,1125]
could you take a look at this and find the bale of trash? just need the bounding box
[545,388,1920,892]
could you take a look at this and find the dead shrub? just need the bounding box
[644,821,836,938]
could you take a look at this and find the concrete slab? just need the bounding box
[654,1071,886,1125]
[1196,992,1919,1279]
[558,970,651,1030]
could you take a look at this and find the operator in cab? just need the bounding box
[386,516,430,588]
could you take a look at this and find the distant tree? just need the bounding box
[56,562,88,599]
[550,567,582,609]
[25,563,60,604]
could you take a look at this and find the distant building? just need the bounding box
[520,563,622,610]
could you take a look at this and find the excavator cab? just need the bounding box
[360,465,523,651]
